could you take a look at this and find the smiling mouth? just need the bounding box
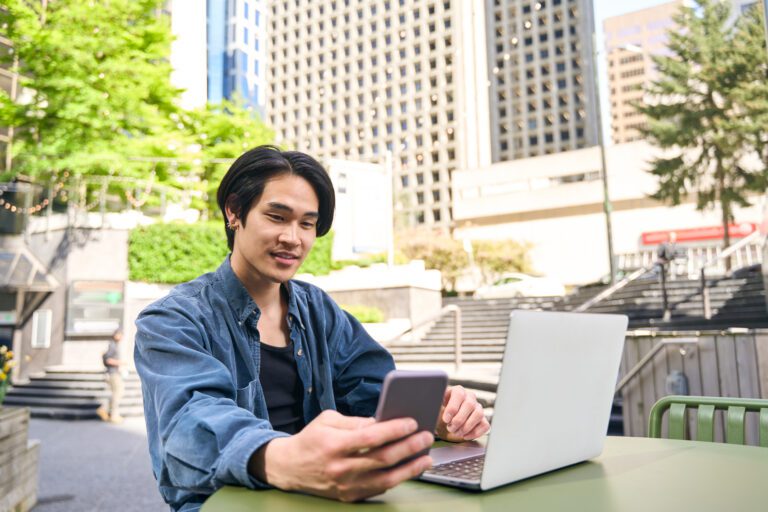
[272,251,300,263]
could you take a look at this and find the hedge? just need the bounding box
[129,222,229,284]
[128,222,337,284]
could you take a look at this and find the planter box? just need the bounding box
[0,407,39,512]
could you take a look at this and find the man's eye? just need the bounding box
[301,221,316,229]
[267,214,284,222]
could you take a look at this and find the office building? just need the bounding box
[603,1,683,144]
[487,0,600,162]
[265,1,491,228]
[168,0,267,112]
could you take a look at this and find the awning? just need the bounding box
[0,237,59,327]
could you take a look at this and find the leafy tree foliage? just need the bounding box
[637,0,768,251]
[472,239,532,284]
[179,98,274,214]
[398,231,469,291]
[0,1,274,219]
[0,0,179,179]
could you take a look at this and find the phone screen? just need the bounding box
[375,370,448,459]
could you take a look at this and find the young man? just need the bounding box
[135,146,489,511]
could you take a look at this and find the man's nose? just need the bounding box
[278,223,300,244]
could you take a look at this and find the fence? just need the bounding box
[617,242,762,278]
[619,330,768,445]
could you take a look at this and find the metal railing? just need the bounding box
[573,265,654,312]
[580,230,764,317]
[617,233,763,279]
[697,230,763,319]
[383,304,463,371]
[615,334,699,393]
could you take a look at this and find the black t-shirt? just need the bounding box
[259,342,305,435]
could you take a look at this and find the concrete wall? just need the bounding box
[16,230,68,379]
[122,281,174,371]
[327,286,442,329]
[298,262,444,329]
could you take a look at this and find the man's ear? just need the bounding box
[225,194,240,224]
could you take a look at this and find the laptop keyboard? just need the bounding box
[425,454,485,480]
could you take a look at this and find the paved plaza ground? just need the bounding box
[29,417,167,512]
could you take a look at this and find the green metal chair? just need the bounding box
[648,395,768,447]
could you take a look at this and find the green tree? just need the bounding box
[179,97,275,214]
[472,239,531,284]
[398,231,469,291]
[637,0,768,257]
[0,0,180,180]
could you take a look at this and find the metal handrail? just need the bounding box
[573,265,654,312]
[615,335,699,393]
[696,229,762,319]
[698,229,762,272]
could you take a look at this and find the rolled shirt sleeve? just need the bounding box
[135,302,288,506]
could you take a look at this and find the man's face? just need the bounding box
[229,174,319,285]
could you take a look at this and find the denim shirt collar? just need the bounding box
[215,255,305,329]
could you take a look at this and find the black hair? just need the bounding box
[216,145,335,250]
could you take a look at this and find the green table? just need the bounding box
[202,437,768,512]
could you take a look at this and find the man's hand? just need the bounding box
[435,385,490,442]
[249,410,433,502]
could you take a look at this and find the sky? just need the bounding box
[592,0,684,144]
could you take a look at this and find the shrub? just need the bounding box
[129,222,228,284]
[340,304,385,323]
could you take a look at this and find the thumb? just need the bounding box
[318,410,376,430]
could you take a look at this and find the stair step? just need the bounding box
[28,405,145,420]
[7,387,142,399]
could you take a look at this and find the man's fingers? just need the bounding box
[342,431,434,473]
[442,385,466,423]
[442,386,452,406]
[318,410,376,430]
[463,420,491,441]
[360,454,433,495]
[456,403,486,438]
[446,393,477,432]
[342,418,419,454]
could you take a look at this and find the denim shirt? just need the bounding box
[134,256,395,511]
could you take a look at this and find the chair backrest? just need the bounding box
[648,395,768,447]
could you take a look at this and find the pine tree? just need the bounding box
[637,0,768,256]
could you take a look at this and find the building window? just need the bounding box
[31,309,52,349]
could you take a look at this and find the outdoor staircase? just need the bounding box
[384,264,768,437]
[385,296,564,364]
[565,267,768,330]
[4,368,144,420]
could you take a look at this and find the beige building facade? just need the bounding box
[452,141,765,285]
[603,0,683,144]
[265,0,491,229]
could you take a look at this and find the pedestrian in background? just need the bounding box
[656,232,678,321]
[97,328,125,424]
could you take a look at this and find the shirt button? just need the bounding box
[307,387,313,394]
[297,348,303,357]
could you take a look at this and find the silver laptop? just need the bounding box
[419,309,628,490]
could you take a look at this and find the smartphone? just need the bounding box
[375,369,448,459]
